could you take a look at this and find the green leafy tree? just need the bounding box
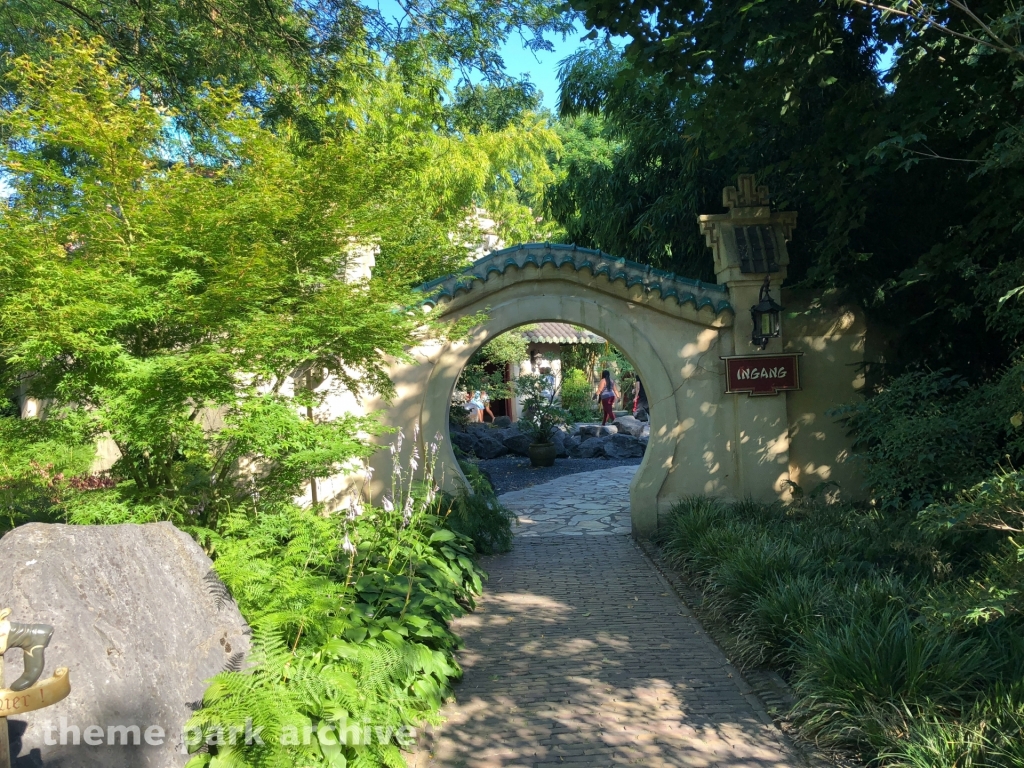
[0,0,577,132]
[0,32,562,767]
[559,1,1024,376]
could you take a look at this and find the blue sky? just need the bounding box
[490,27,591,110]
[371,0,593,111]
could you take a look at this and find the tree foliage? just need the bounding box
[0,0,576,132]
[558,0,1024,375]
[456,331,530,400]
[0,30,559,766]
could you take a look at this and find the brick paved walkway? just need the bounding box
[410,472,800,767]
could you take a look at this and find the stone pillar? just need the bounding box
[699,175,798,499]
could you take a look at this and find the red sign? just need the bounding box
[723,353,802,396]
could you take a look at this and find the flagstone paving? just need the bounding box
[499,465,636,536]
[409,467,800,768]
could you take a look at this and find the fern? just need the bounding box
[185,434,486,768]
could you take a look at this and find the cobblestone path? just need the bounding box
[409,469,799,768]
[501,465,635,536]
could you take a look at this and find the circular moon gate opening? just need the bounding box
[443,322,658,520]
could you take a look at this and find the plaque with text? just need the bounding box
[723,353,802,396]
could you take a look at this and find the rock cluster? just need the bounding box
[452,415,649,461]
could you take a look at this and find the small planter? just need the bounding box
[528,442,557,468]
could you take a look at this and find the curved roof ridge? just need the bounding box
[414,243,733,315]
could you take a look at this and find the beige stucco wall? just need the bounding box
[782,290,867,500]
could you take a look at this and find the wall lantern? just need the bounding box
[750,275,783,350]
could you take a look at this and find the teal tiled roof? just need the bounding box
[414,243,733,315]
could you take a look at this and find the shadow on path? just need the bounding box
[409,536,798,767]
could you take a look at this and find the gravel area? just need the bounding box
[470,455,642,496]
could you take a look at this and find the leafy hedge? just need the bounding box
[659,496,1024,766]
[831,364,1024,511]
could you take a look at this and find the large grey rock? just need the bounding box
[579,424,617,439]
[502,432,533,458]
[492,416,512,429]
[474,435,508,459]
[0,522,250,768]
[551,429,568,458]
[604,433,645,459]
[564,435,582,458]
[611,415,645,438]
[578,437,607,459]
[450,430,480,455]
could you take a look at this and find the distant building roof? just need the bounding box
[520,323,605,345]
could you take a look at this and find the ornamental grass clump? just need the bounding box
[792,602,990,751]
[733,574,838,669]
[659,492,1024,766]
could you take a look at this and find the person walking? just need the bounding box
[467,390,485,422]
[595,369,620,426]
[480,390,495,422]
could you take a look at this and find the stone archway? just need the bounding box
[359,177,867,538]
[366,243,747,538]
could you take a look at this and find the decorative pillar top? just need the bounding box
[699,174,797,285]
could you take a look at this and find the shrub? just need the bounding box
[560,367,598,422]
[441,491,516,555]
[441,459,516,554]
[185,434,486,768]
[515,373,570,443]
[831,364,1024,511]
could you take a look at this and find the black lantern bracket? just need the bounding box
[750,275,784,350]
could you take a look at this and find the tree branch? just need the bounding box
[849,0,1024,61]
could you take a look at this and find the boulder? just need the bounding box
[487,428,512,446]
[0,522,250,768]
[578,437,607,459]
[450,430,480,455]
[564,435,582,458]
[611,415,645,437]
[474,435,508,459]
[492,416,512,429]
[579,424,617,439]
[551,429,568,458]
[604,433,645,459]
[502,432,534,458]
[635,407,649,422]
